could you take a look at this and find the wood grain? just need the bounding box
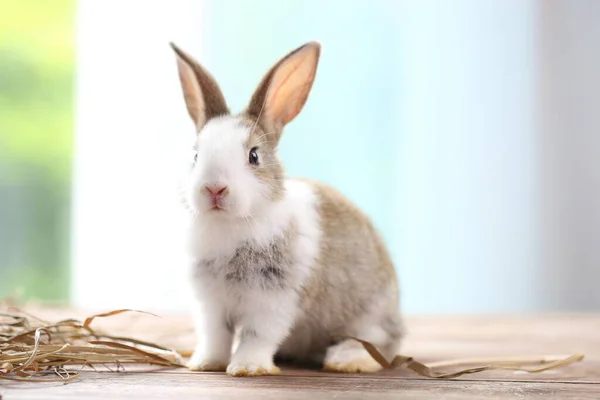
[1,308,598,399]
[2,372,599,399]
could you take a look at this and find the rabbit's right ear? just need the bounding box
[246,42,321,136]
[170,43,229,129]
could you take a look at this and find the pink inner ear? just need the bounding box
[265,48,319,126]
[176,57,205,125]
[268,60,304,106]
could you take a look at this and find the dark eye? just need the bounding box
[249,147,259,165]
[193,151,198,164]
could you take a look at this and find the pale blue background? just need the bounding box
[200,0,542,314]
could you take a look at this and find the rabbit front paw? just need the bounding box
[187,351,228,372]
[226,360,280,377]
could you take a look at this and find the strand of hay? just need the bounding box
[344,336,585,379]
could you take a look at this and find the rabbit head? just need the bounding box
[171,41,321,219]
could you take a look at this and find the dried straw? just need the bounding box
[344,336,585,379]
[0,308,184,383]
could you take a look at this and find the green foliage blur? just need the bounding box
[0,0,75,302]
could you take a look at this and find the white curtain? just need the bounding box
[72,0,204,311]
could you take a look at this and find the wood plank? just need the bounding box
[14,307,599,382]
[2,305,599,400]
[2,371,599,400]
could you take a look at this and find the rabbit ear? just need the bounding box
[247,41,321,133]
[170,42,229,129]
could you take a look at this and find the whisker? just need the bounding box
[258,163,283,169]
[249,96,268,138]
[250,132,280,146]
[252,132,271,142]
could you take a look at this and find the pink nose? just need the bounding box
[205,185,228,196]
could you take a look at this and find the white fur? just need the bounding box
[185,116,264,218]
[183,116,322,375]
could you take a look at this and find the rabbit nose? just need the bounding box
[205,185,228,196]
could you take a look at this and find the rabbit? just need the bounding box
[170,40,403,377]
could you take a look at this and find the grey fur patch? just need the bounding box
[196,228,295,291]
[225,235,292,290]
[193,259,217,280]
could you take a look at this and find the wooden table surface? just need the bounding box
[1,308,599,399]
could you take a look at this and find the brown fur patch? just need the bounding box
[277,179,403,362]
[238,116,286,202]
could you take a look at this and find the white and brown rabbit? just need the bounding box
[170,41,403,377]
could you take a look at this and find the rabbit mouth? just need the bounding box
[210,205,225,212]
[209,196,228,211]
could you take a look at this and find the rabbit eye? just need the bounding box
[249,147,259,165]
[192,151,198,164]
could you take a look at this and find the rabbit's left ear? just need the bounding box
[170,42,229,130]
[246,42,321,132]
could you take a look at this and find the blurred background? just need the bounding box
[0,0,598,314]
